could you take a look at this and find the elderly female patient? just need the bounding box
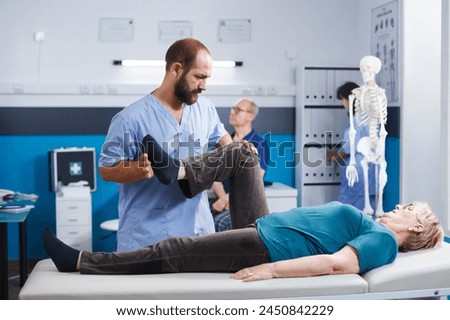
[43,135,444,282]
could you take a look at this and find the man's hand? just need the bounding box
[139,153,154,179]
[241,140,258,154]
[211,193,229,212]
[99,153,154,184]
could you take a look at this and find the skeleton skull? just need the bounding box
[360,55,382,83]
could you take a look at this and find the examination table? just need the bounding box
[19,242,450,300]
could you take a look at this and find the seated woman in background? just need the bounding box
[43,136,443,282]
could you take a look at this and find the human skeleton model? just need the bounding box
[346,56,388,217]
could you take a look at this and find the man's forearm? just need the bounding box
[217,133,233,146]
[212,181,227,198]
[99,160,151,184]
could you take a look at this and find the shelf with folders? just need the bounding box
[296,66,360,207]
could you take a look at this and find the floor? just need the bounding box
[7,259,39,300]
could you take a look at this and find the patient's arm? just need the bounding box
[99,153,154,184]
[233,245,360,282]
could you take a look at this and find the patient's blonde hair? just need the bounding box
[400,202,444,252]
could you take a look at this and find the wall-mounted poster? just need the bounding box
[218,19,251,43]
[371,1,399,105]
[158,21,192,43]
[99,18,134,42]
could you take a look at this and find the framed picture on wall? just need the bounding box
[218,19,251,43]
[371,0,399,106]
[158,21,193,43]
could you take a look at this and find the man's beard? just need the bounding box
[174,75,201,105]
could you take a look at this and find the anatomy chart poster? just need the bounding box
[371,1,399,105]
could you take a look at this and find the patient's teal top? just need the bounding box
[256,201,397,273]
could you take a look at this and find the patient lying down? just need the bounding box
[43,135,444,282]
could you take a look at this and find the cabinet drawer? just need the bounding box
[267,197,297,213]
[57,225,91,239]
[56,200,90,214]
[58,234,92,251]
[57,212,91,226]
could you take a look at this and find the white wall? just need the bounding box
[0,0,360,86]
[401,0,443,222]
[441,0,450,234]
[0,0,363,108]
[1,0,447,231]
[357,0,446,231]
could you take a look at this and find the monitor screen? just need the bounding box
[49,148,96,192]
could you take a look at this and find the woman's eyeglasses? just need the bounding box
[402,203,423,225]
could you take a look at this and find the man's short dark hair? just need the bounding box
[165,38,210,73]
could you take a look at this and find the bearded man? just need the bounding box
[99,38,232,251]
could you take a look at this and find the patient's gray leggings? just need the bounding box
[80,143,271,274]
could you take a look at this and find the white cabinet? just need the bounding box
[56,186,92,251]
[207,182,298,213]
[296,66,360,207]
[265,182,298,212]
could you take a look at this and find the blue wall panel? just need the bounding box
[384,137,400,211]
[1,133,399,259]
[263,133,296,187]
[1,135,118,259]
[1,133,297,259]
